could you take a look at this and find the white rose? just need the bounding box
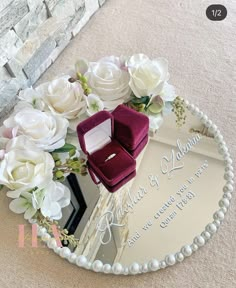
[41,181,71,220]
[127,54,169,98]
[2,107,69,152]
[85,56,131,110]
[0,136,54,198]
[36,75,86,120]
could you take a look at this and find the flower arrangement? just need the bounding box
[0,53,184,227]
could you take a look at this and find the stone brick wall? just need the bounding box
[0,0,106,119]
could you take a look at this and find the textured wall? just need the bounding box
[0,0,106,119]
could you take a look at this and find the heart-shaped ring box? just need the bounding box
[77,111,136,192]
[112,105,149,158]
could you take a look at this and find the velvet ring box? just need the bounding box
[112,105,149,158]
[77,111,136,193]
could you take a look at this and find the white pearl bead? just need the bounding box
[209,124,217,133]
[224,171,234,181]
[219,198,230,208]
[41,233,51,242]
[184,100,190,106]
[129,262,140,275]
[198,111,204,118]
[224,157,233,165]
[92,260,103,272]
[192,107,199,115]
[160,261,166,269]
[227,179,234,186]
[181,245,192,256]
[223,152,230,159]
[218,142,226,150]
[206,223,217,234]
[189,104,195,111]
[112,263,123,275]
[219,146,228,155]
[53,246,61,254]
[68,253,77,264]
[213,220,221,227]
[165,254,176,266]
[224,192,232,200]
[201,231,211,240]
[103,264,111,274]
[37,227,47,237]
[221,207,227,214]
[223,184,234,192]
[194,235,205,247]
[214,133,223,142]
[141,263,149,273]
[214,210,225,221]
[205,119,213,128]
[76,255,87,267]
[191,244,198,252]
[225,166,233,173]
[59,247,71,258]
[201,115,208,124]
[148,259,160,271]
[175,252,184,262]
[47,238,57,249]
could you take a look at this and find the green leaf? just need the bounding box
[131,96,150,106]
[0,184,4,190]
[53,143,77,153]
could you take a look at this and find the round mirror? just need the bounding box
[50,101,233,274]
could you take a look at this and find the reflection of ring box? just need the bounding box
[112,105,149,158]
[77,111,136,192]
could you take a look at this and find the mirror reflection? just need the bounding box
[59,109,225,266]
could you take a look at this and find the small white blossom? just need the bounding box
[86,94,104,116]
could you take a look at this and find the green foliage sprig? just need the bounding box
[36,212,79,247]
[51,143,87,182]
[172,96,186,127]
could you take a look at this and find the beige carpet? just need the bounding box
[0,0,235,287]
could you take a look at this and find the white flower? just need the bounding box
[127,54,169,98]
[148,113,164,132]
[36,75,86,120]
[9,181,70,220]
[41,181,70,220]
[18,87,45,110]
[85,56,131,110]
[86,94,104,116]
[0,136,54,198]
[1,107,69,151]
[9,191,39,220]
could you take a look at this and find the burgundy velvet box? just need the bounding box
[112,105,149,158]
[77,111,136,193]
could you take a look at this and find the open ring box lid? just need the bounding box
[77,111,136,192]
[112,105,149,158]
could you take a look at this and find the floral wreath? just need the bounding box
[0,54,185,245]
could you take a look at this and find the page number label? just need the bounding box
[206,4,227,21]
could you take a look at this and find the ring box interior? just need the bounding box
[112,104,149,158]
[77,111,136,192]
